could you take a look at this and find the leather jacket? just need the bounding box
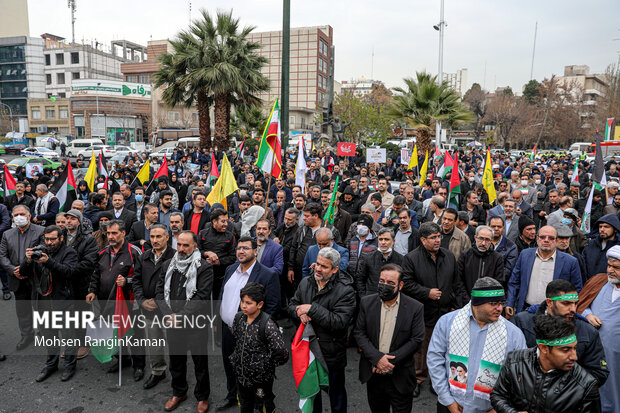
[491,348,599,413]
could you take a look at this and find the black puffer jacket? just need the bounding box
[288,271,356,369]
[491,348,599,413]
[457,245,505,294]
[67,226,100,299]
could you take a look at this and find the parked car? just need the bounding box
[77,145,117,159]
[113,145,135,157]
[20,146,59,159]
[149,147,175,160]
[6,156,62,173]
[3,144,27,155]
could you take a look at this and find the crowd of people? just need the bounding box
[0,142,618,413]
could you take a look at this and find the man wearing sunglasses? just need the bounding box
[506,225,583,318]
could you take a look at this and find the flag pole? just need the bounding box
[263,147,276,219]
[118,341,122,387]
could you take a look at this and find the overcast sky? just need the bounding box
[28,0,620,93]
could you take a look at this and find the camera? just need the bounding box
[31,245,48,261]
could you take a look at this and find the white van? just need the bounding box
[569,142,592,157]
[66,138,105,156]
[178,137,200,148]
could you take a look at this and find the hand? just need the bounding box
[85,293,96,304]
[429,288,442,300]
[309,262,316,272]
[25,248,34,262]
[505,306,514,319]
[375,354,395,374]
[140,239,146,246]
[468,220,478,227]
[273,237,280,244]
[446,401,463,413]
[299,314,312,324]
[288,270,295,283]
[13,267,26,279]
[381,217,388,225]
[141,298,157,312]
[539,211,546,217]
[36,252,49,264]
[586,314,602,328]
[116,275,126,287]
[296,304,312,317]
[516,208,522,216]
[165,313,178,327]
[486,409,497,413]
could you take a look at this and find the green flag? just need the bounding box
[322,176,340,225]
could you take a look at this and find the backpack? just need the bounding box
[233,311,278,344]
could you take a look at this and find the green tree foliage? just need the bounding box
[523,80,541,104]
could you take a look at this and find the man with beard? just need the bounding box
[553,223,587,283]
[491,315,599,413]
[514,215,537,253]
[197,208,237,299]
[252,188,275,229]
[169,212,184,250]
[356,228,404,297]
[578,245,620,412]
[155,231,213,413]
[301,227,349,279]
[489,216,518,283]
[458,226,505,294]
[217,237,280,411]
[273,208,300,310]
[22,225,78,382]
[255,219,284,275]
[428,278,526,413]
[514,279,608,386]
[582,214,620,280]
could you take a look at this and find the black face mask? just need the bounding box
[377,283,399,302]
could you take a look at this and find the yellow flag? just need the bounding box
[84,152,97,192]
[483,149,497,204]
[136,160,150,184]
[419,151,429,183]
[407,144,419,170]
[206,155,238,210]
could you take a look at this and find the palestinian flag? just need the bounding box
[255,98,282,178]
[582,132,606,233]
[438,151,454,179]
[448,152,461,207]
[98,152,108,178]
[605,118,614,141]
[322,175,340,224]
[1,165,16,199]
[152,156,169,181]
[292,323,329,413]
[530,144,537,161]
[237,138,246,161]
[49,162,77,212]
[207,153,219,188]
[88,285,134,364]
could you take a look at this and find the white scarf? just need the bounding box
[448,303,507,401]
[163,249,202,307]
[241,205,265,237]
[35,192,52,218]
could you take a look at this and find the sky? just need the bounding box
[27,0,620,93]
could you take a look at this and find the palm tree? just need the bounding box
[387,72,474,155]
[230,104,268,140]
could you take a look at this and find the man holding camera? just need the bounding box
[21,225,78,382]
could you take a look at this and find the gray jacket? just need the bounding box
[0,223,45,291]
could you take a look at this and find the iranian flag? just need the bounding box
[207,153,219,188]
[255,98,282,178]
[49,162,77,212]
[571,161,579,183]
[448,152,461,207]
[88,285,134,364]
[292,323,329,413]
[1,165,16,199]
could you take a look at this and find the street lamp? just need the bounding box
[434,0,447,148]
[0,102,15,133]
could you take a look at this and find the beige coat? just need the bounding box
[447,227,472,261]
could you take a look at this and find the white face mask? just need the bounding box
[379,246,393,254]
[13,216,28,227]
[239,190,247,197]
[535,179,541,185]
[468,177,475,183]
[357,224,369,237]
[521,180,528,187]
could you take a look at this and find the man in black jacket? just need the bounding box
[491,315,600,413]
[513,279,609,386]
[354,263,425,412]
[401,221,467,386]
[462,190,486,227]
[197,208,237,299]
[155,231,213,413]
[4,181,34,212]
[133,224,175,390]
[288,203,324,287]
[457,225,505,293]
[356,228,404,297]
[288,247,356,413]
[273,208,300,310]
[22,225,78,382]
[128,203,160,251]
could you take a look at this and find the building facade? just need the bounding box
[556,65,609,128]
[247,25,334,134]
[443,68,468,96]
[340,77,384,97]
[27,97,71,135]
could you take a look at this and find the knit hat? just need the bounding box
[65,209,83,224]
[518,215,536,235]
[358,214,373,229]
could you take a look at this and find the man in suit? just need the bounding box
[354,263,424,413]
[132,224,175,390]
[127,187,146,221]
[511,189,533,219]
[183,191,210,235]
[500,198,520,243]
[128,203,160,251]
[302,227,350,279]
[255,218,284,275]
[32,184,59,226]
[216,236,280,411]
[506,225,583,317]
[111,192,137,231]
[487,192,509,218]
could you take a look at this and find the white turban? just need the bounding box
[606,245,620,261]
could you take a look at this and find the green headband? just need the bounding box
[471,289,505,298]
[549,293,579,301]
[536,334,577,347]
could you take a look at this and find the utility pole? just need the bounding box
[530,21,537,80]
[68,0,77,45]
[281,0,290,151]
[434,0,446,147]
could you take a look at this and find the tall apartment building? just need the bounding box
[247,25,334,133]
[555,65,609,128]
[443,68,468,96]
[42,34,146,98]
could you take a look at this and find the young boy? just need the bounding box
[230,282,289,413]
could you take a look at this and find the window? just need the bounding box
[76,126,85,137]
[319,40,328,56]
[45,54,51,65]
[138,75,149,83]
[72,72,80,80]
[192,112,199,122]
[71,52,79,64]
[31,107,41,119]
[59,107,69,119]
[46,74,52,85]
[0,45,25,63]
[45,107,55,119]
[1,63,26,81]
[56,53,64,65]
[126,75,137,82]
[168,111,180,121]
[57,73,65,84]
[0,81,27,98]
[58,92,66,98]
